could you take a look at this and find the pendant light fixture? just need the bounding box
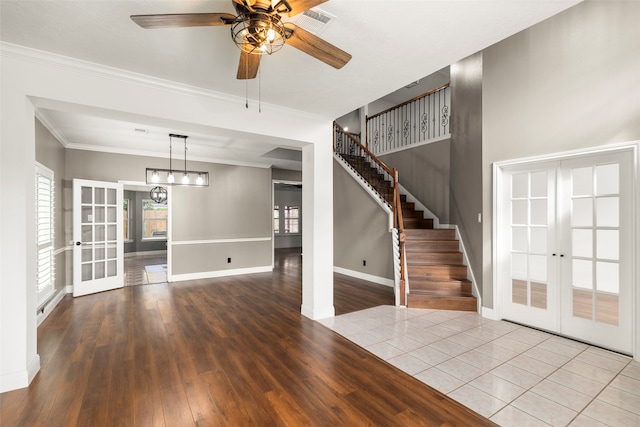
[146,133,209,188]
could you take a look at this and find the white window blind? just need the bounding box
[36,163,55,304]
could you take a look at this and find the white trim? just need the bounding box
[492,161,503,322]
[333,266,394,288]
[53,246,71,256]
[493,141,640,359]
[124,250,167,258]
[169,265,272,282]
[0,42,329,123]
[36,287,66,326]
[0,355,40,394]
[66,143,273,169]
[481,306,499,321]
[333,153,394,230]
[374,134,451,158]
[493,140,640,168]
[450,224,481,311]
[171,237,271,246]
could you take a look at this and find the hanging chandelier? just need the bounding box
[146,134,209,189]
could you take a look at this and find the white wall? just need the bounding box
[0,43,335,392]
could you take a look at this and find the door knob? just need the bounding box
[75,241,81,246]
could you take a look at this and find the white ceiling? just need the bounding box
[0,0,581,170]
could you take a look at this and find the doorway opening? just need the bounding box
[273,180,302,266]
[122,182,168,286]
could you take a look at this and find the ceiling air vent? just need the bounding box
[292,8,335,36]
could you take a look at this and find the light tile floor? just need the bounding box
[318,306,640,427]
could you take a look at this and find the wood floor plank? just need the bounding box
[1,248,495,426]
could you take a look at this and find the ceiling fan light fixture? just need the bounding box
[231,12,286,55]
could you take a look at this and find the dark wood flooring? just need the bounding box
[0,248,495,426]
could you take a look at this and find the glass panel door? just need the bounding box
[501,164,558,331]
[559,152,633,354]
[73,179,123,297]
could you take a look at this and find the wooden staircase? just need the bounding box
[339,154,477,312]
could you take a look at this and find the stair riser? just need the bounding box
[405,242,460,252]
[409,280,472,294]
[408,265,468,279]
[403,220,434,229]
[404,229,456,240]
[407,295,477,311]
[407,253,463,264]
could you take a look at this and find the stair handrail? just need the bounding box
[367,83,450,121]
[334,122,407,306]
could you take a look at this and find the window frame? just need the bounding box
[141,198,168,241]
[35,162,55,306]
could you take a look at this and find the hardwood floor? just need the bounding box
[0,248,495,426]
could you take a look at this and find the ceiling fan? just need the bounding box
[131,0,352,80]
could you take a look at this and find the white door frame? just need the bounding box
[492,141,639,360]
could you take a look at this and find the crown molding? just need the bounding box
[0,41,331,123]
[34,109,71,148]
[65,144,272,169]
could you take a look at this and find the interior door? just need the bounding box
[73,179,124,297]
[558,152,633,354]
[498,149,634,354]
[500,162,559,332]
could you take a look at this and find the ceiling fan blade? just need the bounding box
[237,50,261,79]
[130,13,236,29]
[282,0,329,17]
[285,24,351,69]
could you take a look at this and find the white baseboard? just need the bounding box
[0,354,40,393]
[481,306,499,321]
[169,265,272,282]
[333,266,394,287]
[37,288,67,326]
[125,250,167,258]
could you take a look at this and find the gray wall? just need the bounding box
[171,163,272,275]
[378,139,451,222]
[35,119,67,293]
[65,149,273,278]
[272,168,302,182]
[333,159,394,281]
[450,52,484,295]
[481,1,640,308]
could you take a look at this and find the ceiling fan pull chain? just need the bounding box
[245,56,249,109]
[259,67,262,113]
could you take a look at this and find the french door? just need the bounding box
[498,149,634,354]
[73,179,123,297]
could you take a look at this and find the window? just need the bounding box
[142,199,168,239]
[35,163,55,304]
[284,205,299,234]
[273,204,280,233]
[123,198,130,240]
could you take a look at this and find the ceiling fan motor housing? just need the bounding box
[231,11,286,55]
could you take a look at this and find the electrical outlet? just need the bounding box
[363,260,366,266]
[227,257,231,263]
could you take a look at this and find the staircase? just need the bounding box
[339,153,477,312]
